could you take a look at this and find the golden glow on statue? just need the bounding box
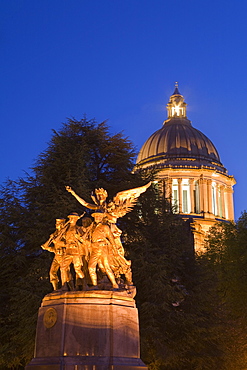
[41,182,151,292]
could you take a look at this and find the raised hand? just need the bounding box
[65,186,74,194]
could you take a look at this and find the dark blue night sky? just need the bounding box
[1,1,246,219]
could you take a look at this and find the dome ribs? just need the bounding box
[136,117,225,173]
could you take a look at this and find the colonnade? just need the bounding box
[162,176,234,221]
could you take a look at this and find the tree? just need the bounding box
[203,214,247,369]
[121,187,229,370]
[0,117,138,369]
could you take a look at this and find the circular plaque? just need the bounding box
[43,307,57,328]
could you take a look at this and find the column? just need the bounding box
[194,181,200,213]
[202,179,208,213]
[189,178,195,213]
[199,177,204,213]
[219,185,225,218]
[164,177,172,200]
[215,184,220,217]
[207,179,213,214]
[178,178,182,213]
[225,186,234,220]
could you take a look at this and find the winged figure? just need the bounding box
[64,182,152,289]
[106,182,152,218]
[66,181,152,219]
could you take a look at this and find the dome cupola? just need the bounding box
[166,82,187,118]
[136,83,226,173]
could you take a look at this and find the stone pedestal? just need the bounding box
[26,289,147,370]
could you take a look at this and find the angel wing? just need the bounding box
[106,182,152,218]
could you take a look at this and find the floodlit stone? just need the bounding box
[26,290,147,369]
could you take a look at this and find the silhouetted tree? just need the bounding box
[0,117,138,368]
[123,188,228,370]
[202,214,247,369]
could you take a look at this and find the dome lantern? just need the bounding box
[166,82,187,119]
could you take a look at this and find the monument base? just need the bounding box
[26,289,147,370]
[26,356,146,369]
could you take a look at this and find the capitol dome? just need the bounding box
[136,86,226,174]
[135,84,236,253]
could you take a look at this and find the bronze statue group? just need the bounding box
[41,183,151,291]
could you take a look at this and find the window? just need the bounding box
[194,181,200,213]
[182,179,190,214]
[183,190,188,213]
[173,189,178,213]
[172,179,178,213]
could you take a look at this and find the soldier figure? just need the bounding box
[61,213,86,289]
[88,212,119,289]
[41,218,69,290]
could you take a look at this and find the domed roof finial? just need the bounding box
[173,81,180,95]
[166,83,187,119]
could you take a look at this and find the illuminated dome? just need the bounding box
[135,84,236,253]
[136,85,226,174]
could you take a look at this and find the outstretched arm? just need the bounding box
[66,186,98,209]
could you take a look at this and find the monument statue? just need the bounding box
[27,182,151,370]
[42,182,151,291]
[66,182,151,289]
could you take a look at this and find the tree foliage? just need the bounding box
[0,117,138,369]
[202,214,247,369]
[122,189,230,370]
[1,116,247,369]
[205,214,247,320]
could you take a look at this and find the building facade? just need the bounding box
[135,85,236,252]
